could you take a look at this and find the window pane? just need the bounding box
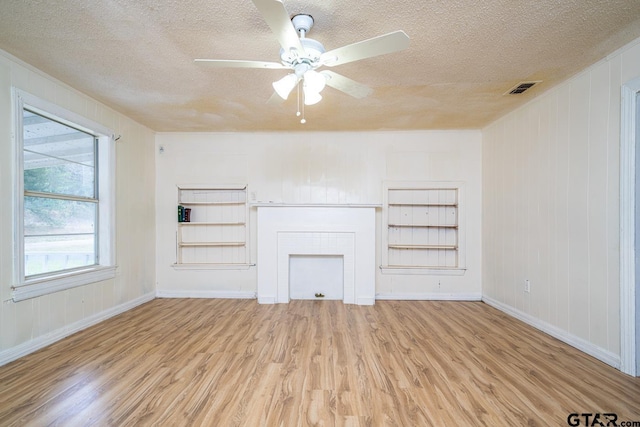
[23,110,95,198]
[24,196,96,277]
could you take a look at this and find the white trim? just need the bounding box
[12,89,25,287]
[0,292,155,367]
[277,232,357,304]
[11,88,117,299]
[15,89,113,137]
[12,266,117,302]
[98,133,116,266]
[620,77,640,376]
[155,290,257,299]
[376,292,482,301]
[483,296,621,369]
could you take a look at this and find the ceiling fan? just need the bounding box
[195,0,409,120]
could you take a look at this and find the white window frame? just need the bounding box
[11,89,117,301]
[381,181,467,275]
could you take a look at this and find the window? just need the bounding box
[12,90,116,301]
[23,110,98,276]
[382,182,465,274]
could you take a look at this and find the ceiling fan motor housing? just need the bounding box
[280,37,325,66]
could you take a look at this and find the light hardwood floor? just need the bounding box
[0,299,638,426]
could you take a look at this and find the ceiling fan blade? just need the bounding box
[251,0,305,55]
[321,71,373,99]
[194,59,288,69]
[267,92,285,105]
[320,30,409,67]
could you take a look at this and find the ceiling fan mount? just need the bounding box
[291,13,314,34]
[195,0,410,118]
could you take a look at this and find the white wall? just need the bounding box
[155,131,482,299]
[0,51,156,364]
[482,38,640,367]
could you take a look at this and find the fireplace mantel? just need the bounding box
[256,205,377,305]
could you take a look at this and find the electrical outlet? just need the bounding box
[524,279,531,293]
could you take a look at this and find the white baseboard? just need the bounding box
[0,291,155,367]
[376,292,482,301]
[156,290,257,299]
[482,296,621,369]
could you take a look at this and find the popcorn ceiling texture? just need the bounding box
[0,0,639,131]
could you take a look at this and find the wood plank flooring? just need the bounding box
[0,299,638,426]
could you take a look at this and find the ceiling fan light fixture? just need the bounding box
[301,70,326,105]
[194,1,410,120]
[303,70,326,94]
[272,73,299,100]
[303,89,322,106]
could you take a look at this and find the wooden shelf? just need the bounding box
[178,201,245,206]
[389,224,458,228]
[389,203,457,207]
[179,242,245,247]
[176,187,248,265]
[386,187,459,269]
[178,222,246,226]
[172,263,253,270]
[389,244,457,250]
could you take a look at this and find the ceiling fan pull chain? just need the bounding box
[296,80,301,119]
[296,80,306,124]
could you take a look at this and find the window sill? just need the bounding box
[380,266,466,276]
[12,266,117,302]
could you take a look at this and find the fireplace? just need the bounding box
[255,205,377,305]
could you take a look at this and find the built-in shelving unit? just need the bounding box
[387,188,459,268]
[176,186,248,266]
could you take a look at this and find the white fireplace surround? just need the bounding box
[256,205,377,305]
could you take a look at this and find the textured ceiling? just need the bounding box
[1,0,640,132]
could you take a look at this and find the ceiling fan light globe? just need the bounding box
[303,70,326,94]
[273,73,298,100]
[303,88,322,105]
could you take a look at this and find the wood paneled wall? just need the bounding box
[155,131,483,298]
[482,39,640,364]
[0,50,156,363]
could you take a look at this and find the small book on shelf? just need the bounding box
[178,205,185,222]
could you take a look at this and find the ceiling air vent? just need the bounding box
[505,81,541,95]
